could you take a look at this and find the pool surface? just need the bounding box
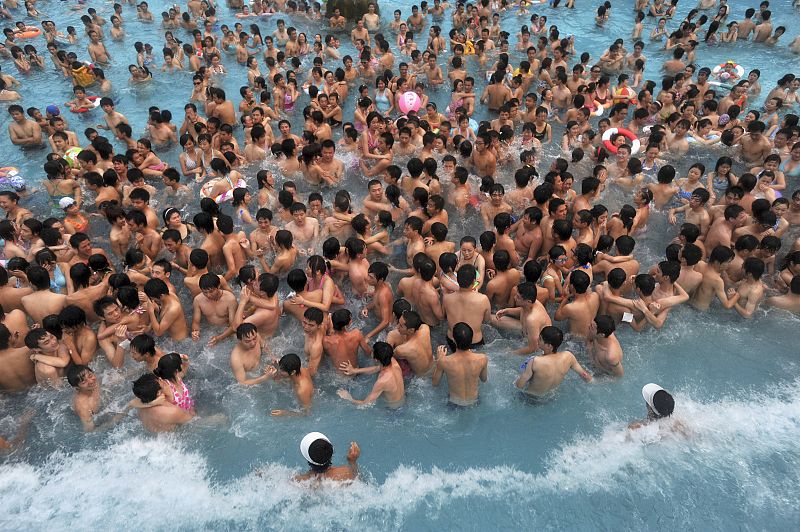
[1,0,800,530]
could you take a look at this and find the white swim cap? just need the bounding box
[300,432,332,466]
[59,197,76,210]
[642,383,675,417]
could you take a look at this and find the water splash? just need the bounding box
[2,383,798,530]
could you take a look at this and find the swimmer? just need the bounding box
[324,309,372,375]
[67,365,126,432]
[294,432,360,482]
[628,383,686,434]
[492,282,551,355]
[554,270,600,338]
[765,275,800,313]
[375,310,434,377]
[515,325,592,397]
[191,273,238,343]
[131,373,195,433]
[230,323,272,385]
[432,322,488,406]
[0,323,35,391]
[337,342,405,408]
[263,353,313,417]
[586,315,624,377]
[442,264,491,349]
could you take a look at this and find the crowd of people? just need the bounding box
[1,0,799,480]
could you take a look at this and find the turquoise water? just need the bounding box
[1,1,800,530]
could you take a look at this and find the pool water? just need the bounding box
[1,0,800,530]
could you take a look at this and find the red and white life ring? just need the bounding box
[69,96,101,113]
[601,127,641,155]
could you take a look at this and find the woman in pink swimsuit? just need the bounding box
[155,353,195,412]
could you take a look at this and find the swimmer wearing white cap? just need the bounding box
[628,383,680,430]
[294,432,361,482]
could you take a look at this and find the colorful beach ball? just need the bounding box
[398,91,421,115]
[64,146,82,168]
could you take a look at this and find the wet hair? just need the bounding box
[199,272,221,291]
[681,243,702,266]
[132,373,161,403]
[331,308,352,331]
[615,235,636,256]
[279,353,302,375]
[303,307,324,325]
[233,322,257,341]
[368,261,389,282]
[439,252,458,274]
[635,274,656,296]
[373,341,393,366]
[709,246,735,264]
[594,315,615,337]
[570,270,591,294]
[743,257,765,280]
[67,364,93,388]
[456,264,477,289]
[392,298,413,320]
[144,278,169,299]
[658,261,681,283]
[523,260,542,284]
[607,268,627,289]
[734,235,759,253]
[452,322,474,350]
[154,352,184,382]
[540,325,564,351]
[286,269,307,292]
[189,249,209,269]
[28,265,51,291]
[59,305,87,329]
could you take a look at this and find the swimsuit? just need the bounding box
[780,159,800,179]
[532,123,549,142]
[397,358,414,379]
[539,271,563,297]
[305,272,330,293]
[166,379,195,411]
[367,131,379,151]
[284,92,294,112]
[446,336,485,352]
[375,89,391,114]
[50,265,66,292]
[68,213,89,233]
[184,152,199,171]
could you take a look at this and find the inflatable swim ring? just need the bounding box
[64,146,83,168]
[69,96,101,113]
[592,103,605,117]
[601,127,641,155]
[15,26,41,39]
[0,167,25,191]
[464,41,475,55]
[712,62,745,81]
[613,86,638,106]
[200,177,247,203]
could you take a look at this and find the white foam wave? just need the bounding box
[1,383,798,530]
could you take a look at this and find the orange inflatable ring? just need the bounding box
[601,127,641,155]
[15,26,42,39]
[70,96,101,113]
